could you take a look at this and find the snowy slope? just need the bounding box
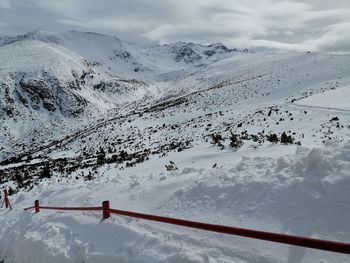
[0,33,158,161]
[0,31,247,160]
[1,31,350,263]
[296,85,350,111]
[1,138,350,262]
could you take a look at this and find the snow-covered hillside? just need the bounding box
[296,85,350,111]
[0,31,248,161]
[0,31,350,263]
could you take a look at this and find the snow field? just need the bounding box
[1,141,350,263]
[296,86,350,111]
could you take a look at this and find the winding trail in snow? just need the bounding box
[290,103,350,114]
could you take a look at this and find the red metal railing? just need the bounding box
[1,190,12,210]
[22,199,350,255]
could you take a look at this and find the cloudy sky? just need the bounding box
[1,0,350,52]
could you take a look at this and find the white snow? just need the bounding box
[1,30,350,263]
[296,86,350,111]
[1,142,350,262]
[3,140,350,262]
[0,39,87,78]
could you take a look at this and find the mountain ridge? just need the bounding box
[1,30,350,163]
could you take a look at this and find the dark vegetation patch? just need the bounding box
[210,130,297,150]
[0,139,193,194]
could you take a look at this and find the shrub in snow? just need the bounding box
[229,132,243,148]
[8,186,15,196]
[250,134,260,142]
[39,163,52,179]
[210,133,223,144]
[211,133,224,149]
[240,131,250,140]
[166,161,178,171]
[266,133,279,143]
[96,154,105,165]
[280,132,294,144]
[330,117,339,122]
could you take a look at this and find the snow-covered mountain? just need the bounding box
[0,30,250,160]
[1,31,350,263]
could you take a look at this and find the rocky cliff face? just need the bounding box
[163,41,236,63]
[1,70,92,117]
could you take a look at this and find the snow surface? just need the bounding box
[1,142,350,262]
[296,86,350,111]
[1,31,350,263]
[0,39,87,77]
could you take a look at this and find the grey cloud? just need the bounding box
[0,0,11,9]
[0,0,349,53]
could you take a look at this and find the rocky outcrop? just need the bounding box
[0,70,92,118]
[168,42,203,63]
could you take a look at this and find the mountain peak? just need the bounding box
[166,41,202,63]
[208,42,230,51]
[66,30,121,42]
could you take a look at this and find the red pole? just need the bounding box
[4,190,12,210]
[102,201,110,220]
[34,200,40,213]
[4,190,9,208]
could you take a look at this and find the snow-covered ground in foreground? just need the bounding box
[296,86,350,111]
[1,141,350,263]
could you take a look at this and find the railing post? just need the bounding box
[3,190,12,210]
[102,200,110,220]
[4,190,9,208]
[34,200,40,213]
